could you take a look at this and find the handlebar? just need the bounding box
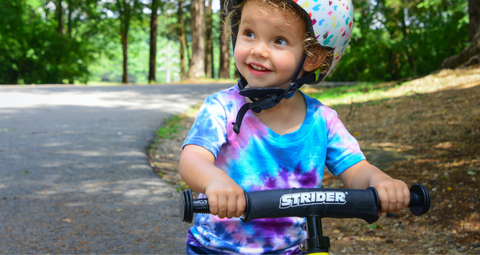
[180,184,430,224]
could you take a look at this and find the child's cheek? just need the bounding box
[233,46,244,66]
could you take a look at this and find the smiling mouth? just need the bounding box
[249,64,270,71]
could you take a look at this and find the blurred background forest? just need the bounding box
[0,0,473,85]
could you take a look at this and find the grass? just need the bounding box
[152,104,201,143]
[303,81,404,106]
[155,115,184,139]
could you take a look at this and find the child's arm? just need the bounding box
[338,160,410,213]
[179,144,246,219]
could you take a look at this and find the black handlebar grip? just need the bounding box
[409,183,431,215]
[180,189,210,223]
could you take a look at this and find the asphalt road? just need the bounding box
[0,83,233,254]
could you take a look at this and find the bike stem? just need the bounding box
[304,216,330,254]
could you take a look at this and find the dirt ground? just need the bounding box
[148,66,480,254]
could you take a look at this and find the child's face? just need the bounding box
[234,0,307,89]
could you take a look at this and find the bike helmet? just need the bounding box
[228,0,354,133]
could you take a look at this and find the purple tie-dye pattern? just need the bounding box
[183,86,365,254]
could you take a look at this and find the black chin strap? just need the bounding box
[232,54,316,134]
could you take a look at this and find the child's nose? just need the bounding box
[251,41,269,58]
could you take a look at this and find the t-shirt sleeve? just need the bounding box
[182,95,228,159]
[324,109,365,176]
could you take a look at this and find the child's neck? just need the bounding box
[251,91,306,136]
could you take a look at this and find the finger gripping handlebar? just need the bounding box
[180,184,431,224]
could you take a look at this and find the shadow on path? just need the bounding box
[0,84,233,253]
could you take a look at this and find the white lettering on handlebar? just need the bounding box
[279,191,347,209]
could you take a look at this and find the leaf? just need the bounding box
[365,223,382,229]
[62,218,72,223]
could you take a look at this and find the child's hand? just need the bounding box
[180,145,246,219]
[371,178,410,214]
[205,177,246,219]
[338,160,410,215]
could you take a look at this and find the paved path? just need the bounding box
[0,84,233,254]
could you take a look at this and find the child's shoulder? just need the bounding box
[206,85,243,104]
[200,85,245,116]
[210,85,240,98]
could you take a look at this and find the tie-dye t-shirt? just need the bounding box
[182,86,365,254]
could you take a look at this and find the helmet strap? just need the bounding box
[232,54,317,134]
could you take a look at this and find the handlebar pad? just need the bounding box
[241,187,380,224]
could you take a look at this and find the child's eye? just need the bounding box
[274,37,287,45]
[245,30,255,38]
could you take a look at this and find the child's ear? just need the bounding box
[303,47,328,72]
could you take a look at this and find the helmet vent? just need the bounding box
[323,32,328,39]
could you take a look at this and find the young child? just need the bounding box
[180,0,410,253]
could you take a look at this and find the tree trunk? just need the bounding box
[149,0,159,83]
[121,31,128,83]
[67,0,72,38]
[56,0,64,35]
[186,35,191,69]
[119,0,130,84]
[440,26,480,69]
[400,8,416,76]
[188,0,205,78]
[219,0,230,79]
[205,0,213,78]
[178,0,187,80]
[469,0,480,42]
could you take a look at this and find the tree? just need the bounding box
[178,0,188,80]
[329,0,468,81]
[469,0,480,41]
[56,0,64,35]
[158,0,190,80]
[205,0,214,78]
[188,0,205,78]
[0,0,108,84]
[218,0,230,79]
[440,27,480,69]
[149,0,160,83]
[440,0,480,69]
[103,0,143,83]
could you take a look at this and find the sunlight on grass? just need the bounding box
[303,82,404,106]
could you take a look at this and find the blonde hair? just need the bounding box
[224,0,331,78]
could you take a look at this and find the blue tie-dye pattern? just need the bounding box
[183,86,365,254]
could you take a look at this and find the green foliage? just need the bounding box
[328,0,469,82]
[0,0,114,84]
